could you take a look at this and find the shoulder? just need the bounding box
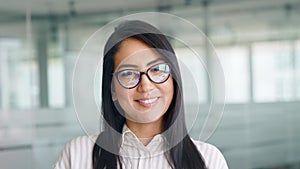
[53,135,97,169]
[192,139,229,169]
[191,139,223,156]
[61,135,96,155]
[67,135,97,149]
[66,135,98,156]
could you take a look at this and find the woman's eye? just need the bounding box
[151,67,160,72]
[149,68,161,75]
[150,64,168,73]
[120,71,134,77]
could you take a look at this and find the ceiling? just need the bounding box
[0,0,298,17]
[0,0,300,45]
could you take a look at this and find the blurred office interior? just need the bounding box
[0,0,300,169]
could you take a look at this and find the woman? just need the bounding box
[54,20,228,169]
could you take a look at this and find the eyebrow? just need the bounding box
[117,58,165,70]
[117,64,138,70]
[147,58,165,66]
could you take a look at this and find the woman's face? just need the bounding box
[112,38,174,124]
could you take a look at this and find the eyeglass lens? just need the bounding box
[116,63,170,89]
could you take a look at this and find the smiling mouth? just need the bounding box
[136,97,159,107]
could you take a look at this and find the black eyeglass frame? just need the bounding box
[113,63,171,89]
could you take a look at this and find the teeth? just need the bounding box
[139,98,157,104]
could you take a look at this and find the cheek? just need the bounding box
[162,78,174,103]
[113,77,129,97]
[115,84,132,100]
[114,83,134,115]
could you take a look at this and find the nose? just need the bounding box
[137,74,155,92]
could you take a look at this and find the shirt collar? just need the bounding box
[120,124,168,156]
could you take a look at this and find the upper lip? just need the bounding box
[135,97,159,101]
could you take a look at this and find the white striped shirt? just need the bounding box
[53,126,228,169]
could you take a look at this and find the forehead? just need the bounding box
[114,38,162,70]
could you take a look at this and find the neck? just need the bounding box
[126,117,164,145]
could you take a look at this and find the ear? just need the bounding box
[111,90,117,101]
[111,80,117,101]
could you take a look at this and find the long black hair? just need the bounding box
[93,20,207,169]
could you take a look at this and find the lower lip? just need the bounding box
[136,97,159,108]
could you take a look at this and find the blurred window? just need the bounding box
[47,26,66,108]
[296,40,300,100]
[0,38,39,109]
[252,41,293,102]
[217,46,250,103]
[48,58,66,108]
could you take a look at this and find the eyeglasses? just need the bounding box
[114,63,171,89]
